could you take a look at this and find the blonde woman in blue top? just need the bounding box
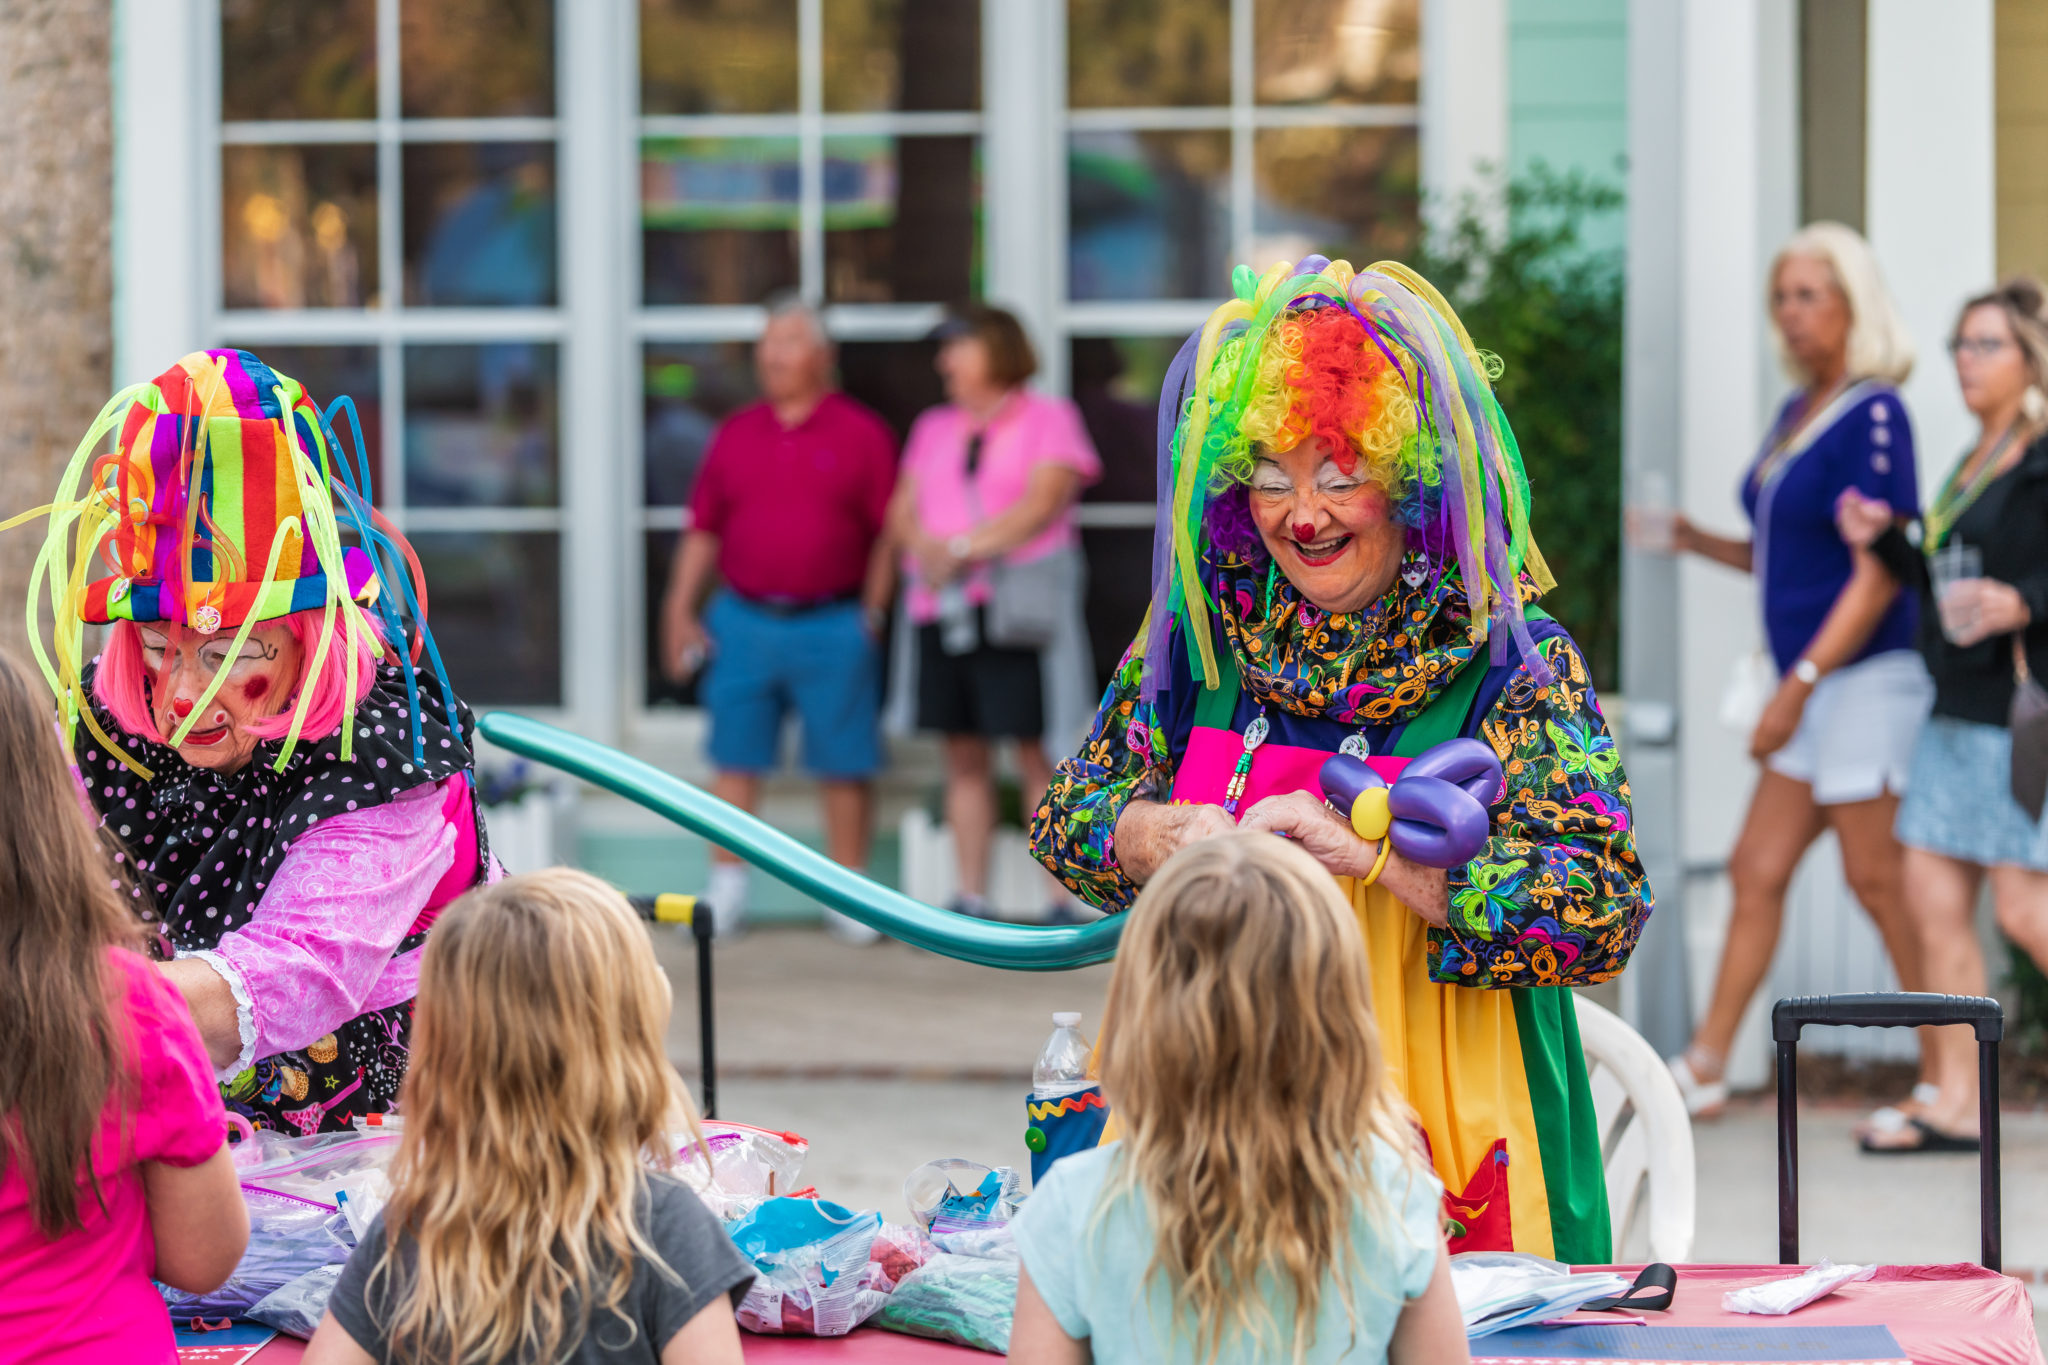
[1009,833,1465,1365]
[1642,223,1930,1117]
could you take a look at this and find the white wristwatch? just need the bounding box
[1791,658,1821,686]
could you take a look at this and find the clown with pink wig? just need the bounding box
[8,349,491,1134]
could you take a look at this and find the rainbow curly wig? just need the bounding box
[1143,255,1555,696]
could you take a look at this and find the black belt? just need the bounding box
[735,591,861,618]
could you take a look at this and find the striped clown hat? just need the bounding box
[9,348,453,778]
[80,350,379,630]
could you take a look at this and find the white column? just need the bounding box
[1421,0,1507,219]
[112,0,204,383]
[556,0,632,744]
[1618,0,1688,1051]
[1866,0,1995,483]
[982,0,1063,391]
[1676,0,1767,874]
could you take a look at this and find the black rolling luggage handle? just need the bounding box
[1772,993,2002,1271]
[628,894,719,1120]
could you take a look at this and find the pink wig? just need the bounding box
[93,610,384,749]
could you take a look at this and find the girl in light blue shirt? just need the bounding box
[1009,833,1467,1365]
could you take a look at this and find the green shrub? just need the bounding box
[1415,166,1625,690]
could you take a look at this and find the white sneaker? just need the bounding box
[823,907,882,945]
[704,863,750,940]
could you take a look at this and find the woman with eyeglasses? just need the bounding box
[1638,223,1930,1119]
[1834,279,2048,1152]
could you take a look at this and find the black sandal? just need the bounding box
[1859,1116,1981,1155]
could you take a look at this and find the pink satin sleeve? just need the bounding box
[209,777,465,1060]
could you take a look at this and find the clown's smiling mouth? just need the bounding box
[179,724,230,747]
[1288,533,1354,567]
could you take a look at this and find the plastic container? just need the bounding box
[1032,1013,1092,1097]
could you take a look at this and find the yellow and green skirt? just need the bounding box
[1351,878,1609,1263]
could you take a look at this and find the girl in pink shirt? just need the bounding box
[0,652,248,1365]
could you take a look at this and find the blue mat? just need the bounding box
[171,1320,275,1349]
[1474,1324,1907,1361]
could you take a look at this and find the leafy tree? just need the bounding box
[1415,167,1625,691]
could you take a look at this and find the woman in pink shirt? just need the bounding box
[0,651,248,1365]
[888,305,1103,922]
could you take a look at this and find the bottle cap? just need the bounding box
[1052,1012,1083,1027]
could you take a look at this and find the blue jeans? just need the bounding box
[700,593,882,778]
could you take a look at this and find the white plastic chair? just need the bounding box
[1573,995,1696,1263]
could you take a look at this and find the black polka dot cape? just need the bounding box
[76,659,489,1133]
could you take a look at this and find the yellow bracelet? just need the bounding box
[1362,837,1393,886]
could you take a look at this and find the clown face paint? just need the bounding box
[1247,441,1408,614]
[137,621,304,774]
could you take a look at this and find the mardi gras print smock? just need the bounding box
[1029,547,1650,990]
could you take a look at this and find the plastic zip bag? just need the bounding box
[246,1264,345,1339]
[676,1122,809,1221]
[874,1252,1019,1354]
[1723,1260,1876,1315]
[159,1188,354,1319]
[729,1197,891,1337]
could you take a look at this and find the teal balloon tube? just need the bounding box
[476,712,1124,971]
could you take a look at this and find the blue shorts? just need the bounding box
[700,593,882,779]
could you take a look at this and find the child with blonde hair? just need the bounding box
[1009,833,1466,1365]
[304,868,754,1365]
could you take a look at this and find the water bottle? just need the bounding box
[938,582,978,655]
[1032,1012,1093,1097]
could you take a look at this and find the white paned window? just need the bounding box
[196,0,1422,743]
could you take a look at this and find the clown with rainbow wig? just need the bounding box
[8,349,492,1134]
[1030,259,1652,1262]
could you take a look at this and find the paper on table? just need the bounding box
[1451,1251,1633,1338]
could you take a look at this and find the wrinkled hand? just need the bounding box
[665,613,710,682]
[1834,488,1893,549]
[1237,791,1378,879]
[1946,578,2033,648]
[915,535,966,588]
[1749,679,1808,760]
[1113,800,1236,884]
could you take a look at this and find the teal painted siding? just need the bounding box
[1508,0,1627,250]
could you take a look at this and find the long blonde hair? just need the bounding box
[372,869,700,1365]
[1096,833,1421,1364]
[1769,221,1916,386]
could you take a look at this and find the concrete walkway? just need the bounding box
[655,926,2046,1334]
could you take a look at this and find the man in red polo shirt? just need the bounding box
[660,298,899,941]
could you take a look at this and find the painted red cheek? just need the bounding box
[241,676,271,703]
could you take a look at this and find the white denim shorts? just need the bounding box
[1766,649,1932,805]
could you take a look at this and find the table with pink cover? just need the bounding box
[1470,1264,2043,1365]
[226,1263,2042,1365]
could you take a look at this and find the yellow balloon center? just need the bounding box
[1350,786,1391,841]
